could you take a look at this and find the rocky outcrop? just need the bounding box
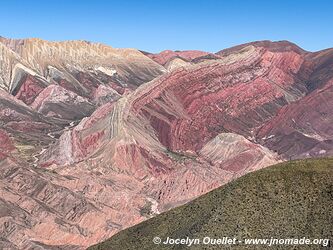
[0,88,66,166]
[131,43,308,154]
[31,85,95,120]
[92,85,121,106]
[144,50,209,66]
[0,37,167,161]
[199,133,277,172]
[255,47,333,159]
[0,37,165,114]
[0,37,165,88]
[257,79,333,159]
[0,129,15,160]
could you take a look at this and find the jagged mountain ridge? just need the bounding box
[0,38,332,249]
[0,36,165,109]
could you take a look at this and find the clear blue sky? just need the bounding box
[1,0,332,53]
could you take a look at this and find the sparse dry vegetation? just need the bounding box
[89,158,333,250]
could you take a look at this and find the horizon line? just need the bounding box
[2,35,332,54]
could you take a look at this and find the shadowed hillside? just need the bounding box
[90,158,333,250]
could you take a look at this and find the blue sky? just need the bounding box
[1,0,332,52]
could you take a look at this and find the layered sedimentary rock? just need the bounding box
[0,39,332,249]
[31,85,95,120]
[34,40,314,248]
[132,43,309,154]
[0,129,15,160]
[92,85,121,106]
[0,36,167,166]
[144,49,210,66]
[257,79,333,158]
[256,47,333,158]
[199,133,277,172]
[0,88,62,139]
[0,37,165,120]
[0,88,65,166]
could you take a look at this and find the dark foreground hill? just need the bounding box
[89,158,333,250]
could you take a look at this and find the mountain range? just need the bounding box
[0,37,332,249]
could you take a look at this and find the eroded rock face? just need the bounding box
[199,133,277,172]
[255,48,333,159]
[144,50,210,66]
[0,36,168,171]
[132,44,308,153]
[93,85,121,106]
[31,85,95,120]
[0,89,61,135]
[0,37,165,88]
[0,129,15,160]
[12,73,47,105]
[0,39,332,249]
[0,37,165,121]
[257,79,333,158]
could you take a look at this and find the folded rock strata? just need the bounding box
[0,39,332,249]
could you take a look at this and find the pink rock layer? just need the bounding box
[0,40,332,249]
[146,50,210,65]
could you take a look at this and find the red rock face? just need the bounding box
[254,48,333,159]
[257,79,333,158]
[134,47,308,153]
[145,50,210,65]
[216,40,306,56]
[13,74,46,105]
[0,37,165,127]
[0,129,15,159]
[31,85,95,120]
[0,39,332,249]
[93,85,121,106]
